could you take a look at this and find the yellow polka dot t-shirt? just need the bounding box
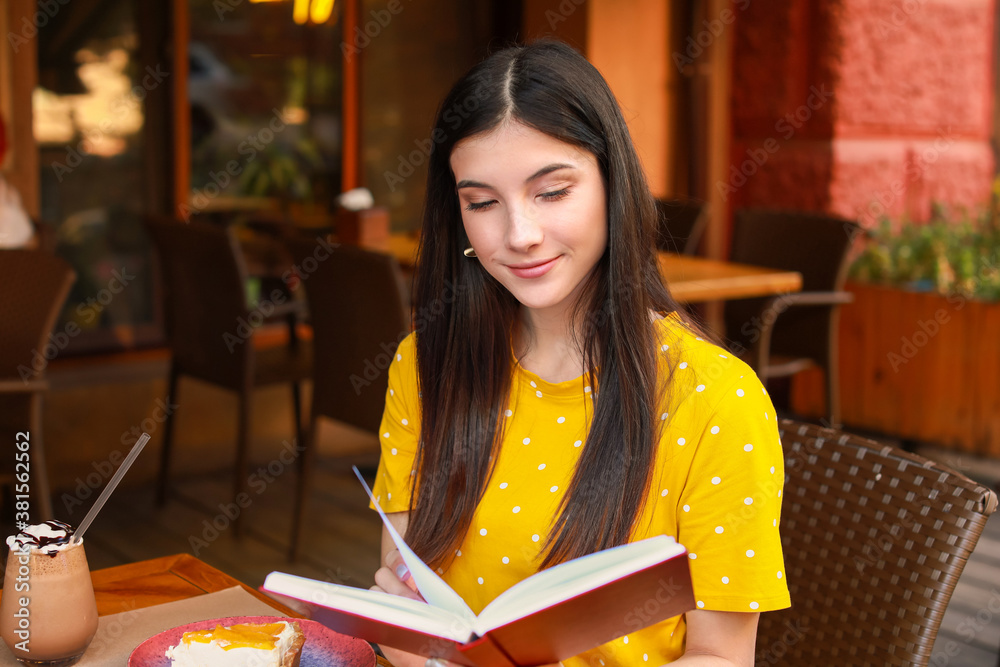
[372,313,791,665]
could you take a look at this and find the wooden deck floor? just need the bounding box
[4,449,998,665]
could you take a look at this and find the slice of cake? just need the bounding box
[165,620,305,667]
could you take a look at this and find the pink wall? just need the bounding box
[728,0,995,228]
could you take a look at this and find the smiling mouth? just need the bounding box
[507,257,560,278]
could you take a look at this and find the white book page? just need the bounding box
[354,467,477,623]
[472,535,685,635]
[263,572,475,643]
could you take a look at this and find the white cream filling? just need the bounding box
[165,621,298,667]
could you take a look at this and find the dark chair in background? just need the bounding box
[30,218,59,254]
[145,218,311,534]
[655,198,707,256]
[756,419,998,666]
[724,209,859,427]
[284,236,410,560]
[0,250,76,520]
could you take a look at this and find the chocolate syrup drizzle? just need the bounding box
[12,520,74,557]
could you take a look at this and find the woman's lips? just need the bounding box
[507,256,560,279]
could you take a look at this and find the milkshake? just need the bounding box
[0,521,99,665]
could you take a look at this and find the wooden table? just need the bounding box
[658,253,802,303]
[12,554,392,666]
[372,235,803,303]
[87,553,298,617]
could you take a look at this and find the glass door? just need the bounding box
[186,0,344,225]
[34,0,163,353]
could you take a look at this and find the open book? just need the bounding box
[263,469,695,667]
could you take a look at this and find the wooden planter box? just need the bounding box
[792,281,1000,457]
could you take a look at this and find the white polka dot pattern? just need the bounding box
[369,316,790,666]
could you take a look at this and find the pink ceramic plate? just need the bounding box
[128,615,375,666]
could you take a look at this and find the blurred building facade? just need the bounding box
[1,0,997,357]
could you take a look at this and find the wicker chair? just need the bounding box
[284,235,410,560]
[0,250,76,520]
[145,218,311,534]
[724,209,859,427]
[756,420,999,666]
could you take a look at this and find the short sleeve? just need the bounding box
[676,370,791,613]
[370,334,421,513]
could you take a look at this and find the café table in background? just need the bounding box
[373,234,804,304]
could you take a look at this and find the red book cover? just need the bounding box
[264,542,693,667]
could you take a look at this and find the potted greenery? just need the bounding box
[849,205,1000,300]
[793,204,1000,456]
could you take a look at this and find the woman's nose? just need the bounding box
[505,205,543,252]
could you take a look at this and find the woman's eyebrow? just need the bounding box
[455,163,576,191]
[455,178,492,190]
[525,163,575,183]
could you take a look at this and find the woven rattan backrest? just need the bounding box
[285,236,410,434]
[725,208,861,361]
[0,250,75,382]
[756,419,998,666]
[145,218,252,388]
[730,209,859,293]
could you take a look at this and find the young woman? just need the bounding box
[370,40,790,666]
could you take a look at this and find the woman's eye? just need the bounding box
[539,187,571,201]
[465,199,497,212]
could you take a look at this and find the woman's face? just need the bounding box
[450,121,608,323]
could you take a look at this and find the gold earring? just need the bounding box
[463,247,477,258]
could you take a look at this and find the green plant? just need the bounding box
[849,204,1000,301]
[238,137,324,203]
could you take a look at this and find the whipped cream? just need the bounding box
[6,520,76,557]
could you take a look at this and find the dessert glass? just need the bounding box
[0,538,99,665]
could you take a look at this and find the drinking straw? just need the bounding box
[73,433,150,543]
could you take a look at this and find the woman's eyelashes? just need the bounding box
[465,199,497,212]
[463,186,573,213]
[539,186,572,202]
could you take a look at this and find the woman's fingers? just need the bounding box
[379,645,464,667]
[378,646,430,667]
[373,565,424,601]
[383,549,421,594]
[384,549,411,581]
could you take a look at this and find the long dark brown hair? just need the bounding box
[407,40,688,568]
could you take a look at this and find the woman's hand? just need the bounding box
[371,548,435,666]
[371,549,561,667]
[371,548,422,601]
